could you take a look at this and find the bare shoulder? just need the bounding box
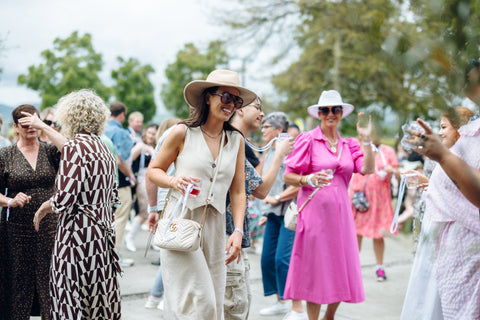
[165,123,187,144]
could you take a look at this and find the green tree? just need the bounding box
[161,41,228,119]
[17,31,110,109]
[111,57,156,123]
[222,0,479,135]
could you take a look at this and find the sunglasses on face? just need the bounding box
[261,125,273,130]
[43,119,58,127]
[318,106,343,115]
[211,92,244,109]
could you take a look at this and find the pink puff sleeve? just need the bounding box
[284,131,313,175]
[344,137,364,173]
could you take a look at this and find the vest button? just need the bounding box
[210,178,213,182]
[212,163,216,168]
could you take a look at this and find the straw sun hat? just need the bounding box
[183,69,257,109]
[307,90,354,119]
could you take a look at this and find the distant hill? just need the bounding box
[0,104,13,123]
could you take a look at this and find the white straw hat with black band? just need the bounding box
[307,90,354,119]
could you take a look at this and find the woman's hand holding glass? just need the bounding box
[403,169,429,190]
[405,118,448,162]
[275,137,294,158]
[308,169,334,187]
[169,175,202,196]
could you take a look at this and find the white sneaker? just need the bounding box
[282,310,308,320]
[125,236,137,252]
[157,299,164,310]
[145,295,162,309]
[119,257,134,268]
[260,301,289,316]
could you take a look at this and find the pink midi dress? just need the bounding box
[283,126,365,304]
[349,144,399,238]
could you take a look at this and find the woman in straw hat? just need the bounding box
[147,69,256,319]
[283,90,375,320]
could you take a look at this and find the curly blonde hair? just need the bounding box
[55,89,110,138]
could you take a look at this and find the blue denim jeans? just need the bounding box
[261,213,295,300]
[151,264,164,297]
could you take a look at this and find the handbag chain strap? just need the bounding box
[297,144,344,213]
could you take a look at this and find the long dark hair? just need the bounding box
[181,86,242,135]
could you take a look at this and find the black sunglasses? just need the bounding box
[211,92,244,109]
[318,106,343,115]
[43,119,59,127]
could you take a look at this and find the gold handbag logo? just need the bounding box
[168,223,178,232]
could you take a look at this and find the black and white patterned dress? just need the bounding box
[49,132,121,320]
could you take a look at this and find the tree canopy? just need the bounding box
[18,31,110,109]
[220,0,480,134]
[17,31,157,123]
[161,41,229,119]
[111,57,156,123]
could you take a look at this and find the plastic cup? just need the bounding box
[403,172,418,189]
[324,169,333,186]
[184,178,202,197]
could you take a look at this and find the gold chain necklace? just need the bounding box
[201,126,222,139]
[326,137,338,153]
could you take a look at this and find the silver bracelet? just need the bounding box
[148,206,158,212]
[307,174,316,187]
[234,228,244,237]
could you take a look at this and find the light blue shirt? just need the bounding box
[104,119,134,163]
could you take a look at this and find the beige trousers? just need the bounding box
[161,204,226,320]
[224,247,251,320]
[114,186,132,249]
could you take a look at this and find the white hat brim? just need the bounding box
[184,80,257,110]
[307,103,354,119]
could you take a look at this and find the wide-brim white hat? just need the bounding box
[184,69,257,109]
[307,90,354,119]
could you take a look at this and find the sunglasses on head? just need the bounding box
[211,92,244,109]
[318,106,343,115]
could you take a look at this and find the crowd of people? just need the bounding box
[0,58,479,320]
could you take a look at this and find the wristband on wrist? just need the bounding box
[234,228,244,237]
[6,199,12,221]
[307,174,316,187]
[148,206,158,212]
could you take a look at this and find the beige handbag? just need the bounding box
[153,131,224,252]
[284,145,343,231]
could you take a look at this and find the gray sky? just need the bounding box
[0,0,279,112]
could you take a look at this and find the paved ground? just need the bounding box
[116,228,415,320]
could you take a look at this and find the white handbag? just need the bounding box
[153,131,224,252]
[284,201,299,231]
[153,184,204,252]
[284,145,343,231]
